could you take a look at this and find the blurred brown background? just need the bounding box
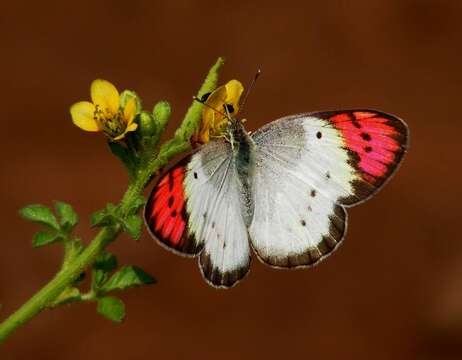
[1,0,461,359]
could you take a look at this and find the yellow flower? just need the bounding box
[70,79,138,141]
[195,80,244,143]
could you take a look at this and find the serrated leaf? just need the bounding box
[97,296,125,323]
[90,209,110,227]
[94,252,118,272]
[123,215,143,240]
[19,204,59,230]
[93,271,108,289]
[102,266,156,292]
[55,201,79,231]
[92,252,118,289]
[90,204,117,227]
[32,231,61,247]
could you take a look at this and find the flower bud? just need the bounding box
[152,101,171,131]
[138,111,157,138]
[120,90,142,115]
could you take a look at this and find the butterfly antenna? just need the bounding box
[192,96,227,117]
[223,102,233,122]
[239,69,261,113]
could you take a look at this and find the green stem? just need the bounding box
[0,57,224,344]
[0,226,120,343]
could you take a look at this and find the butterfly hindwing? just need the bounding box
[144,140,251,288]
[248,110,408,267]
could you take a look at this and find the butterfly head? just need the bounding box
[225,114,252,149]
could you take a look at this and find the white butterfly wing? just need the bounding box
[145,140,251,288]
[185,141,251,287]
[249,115,349,267]
[248,110,408,267]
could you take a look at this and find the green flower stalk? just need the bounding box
[0,57,225,344]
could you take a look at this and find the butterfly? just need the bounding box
[144,80,409,288]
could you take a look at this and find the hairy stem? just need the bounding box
[0,57,224,344]
[0,226,120,343]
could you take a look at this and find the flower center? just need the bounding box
[93,105,126,138]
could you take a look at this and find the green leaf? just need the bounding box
[90,209,110,227]
[102,266,156,292]
[94,252,118,273]
[128,195,145,215]
[32,231,61,248]
[51,287,81,306]
[55,201,79,231]
[92,252,118,289]
[123,215,143,240]
[97,296,125,323]
[19,204,59,230]
[90,203,117,227]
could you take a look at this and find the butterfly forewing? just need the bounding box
[248,110,408,267]
[145,140,251,288]
[311,110,408,205]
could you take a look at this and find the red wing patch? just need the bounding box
[145,164,201,255]
[316,110,408,205]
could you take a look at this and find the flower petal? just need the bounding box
[126,122,138,132]
[91,79,119,114]
[194,80,244,144]
[124,97,137,125]
[224,80,244,112]
[70,101,100,131]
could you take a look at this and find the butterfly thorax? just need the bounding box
[227,119,256,226]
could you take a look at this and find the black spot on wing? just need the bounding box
[361,132,372,141]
